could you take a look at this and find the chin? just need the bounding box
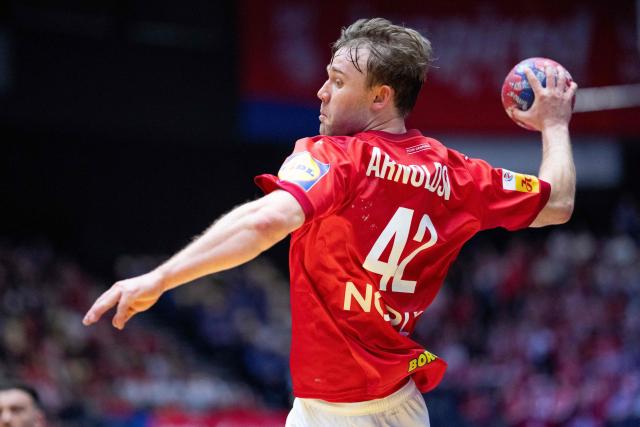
[319,122,352,137]
[319,124,332,136]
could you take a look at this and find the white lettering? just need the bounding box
[381,153,397,180]
[343,281,372,312]
[421,165,431,189]
[343,281,426,334]
[426,162,442,192]
[383,304,403,326]
[399,164,412,184]
[366,147,382,178]
[409,165,425,187]
[438,166,451,200]
[366,148,451,201]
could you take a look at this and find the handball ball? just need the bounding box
[501,57,574,130]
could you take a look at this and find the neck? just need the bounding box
[363,116,407,134]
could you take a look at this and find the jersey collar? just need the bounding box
[357,129,423,143]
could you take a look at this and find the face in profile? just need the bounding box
[0,389,45,427]
[317,47,375,136]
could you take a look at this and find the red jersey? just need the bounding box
[255,129,550,402]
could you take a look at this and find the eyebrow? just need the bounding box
[326,65,346,76]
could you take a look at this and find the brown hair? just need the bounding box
[332,18,433,117]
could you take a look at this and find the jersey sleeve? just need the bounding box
[464,156,551,231]
[254,137,353,223]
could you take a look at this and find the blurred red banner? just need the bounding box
[240,0,640,137]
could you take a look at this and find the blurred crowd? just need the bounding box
[1,200,640,426]
[418,198,640,427]
[0,244,262,426]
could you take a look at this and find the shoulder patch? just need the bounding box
[278,151,330,191]
[501,169,540,193]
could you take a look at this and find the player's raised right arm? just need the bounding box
[83,189,304,330]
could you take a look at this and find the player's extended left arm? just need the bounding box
[511,66,578,227]
[83,189,304,329]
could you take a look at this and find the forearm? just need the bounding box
[83,190,304,329]
[532,124,576,226]
[153,207,257,289]
[155,191,303,291]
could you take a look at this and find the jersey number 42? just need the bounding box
[363,207,438,294]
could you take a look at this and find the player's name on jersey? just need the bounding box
[365,147,451,201]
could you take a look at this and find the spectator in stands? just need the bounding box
[0,382,45,427]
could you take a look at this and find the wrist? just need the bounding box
[541,123,570,144]
[541,120,569,133]
[150,268,171,292]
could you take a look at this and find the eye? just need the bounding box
[335,79,343,88]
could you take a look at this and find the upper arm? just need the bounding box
[463,155,551,231]
[253,189,305,236]
[255,137,353,222]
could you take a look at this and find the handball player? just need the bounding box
[84,18,577,426]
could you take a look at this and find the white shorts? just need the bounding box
[285,379,430,427]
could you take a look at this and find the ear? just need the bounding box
[371,85,394,111]
[34,409,46,427]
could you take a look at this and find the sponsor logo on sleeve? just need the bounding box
[278,151,330,191]
[501,169,539,193]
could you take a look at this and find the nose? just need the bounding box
[317,80,330,102]
[0,409,11,424]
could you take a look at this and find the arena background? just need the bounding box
[1,1,640,426]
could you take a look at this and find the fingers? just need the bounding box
[545,65,557,90]
[113,295,136,330]
[510,107,539,131]
[83,284,123,326]
[510,107,525,122]
[83,282,136,330]
[566,81,578,100]
[523,68,544,94]
[556,66,567,91]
